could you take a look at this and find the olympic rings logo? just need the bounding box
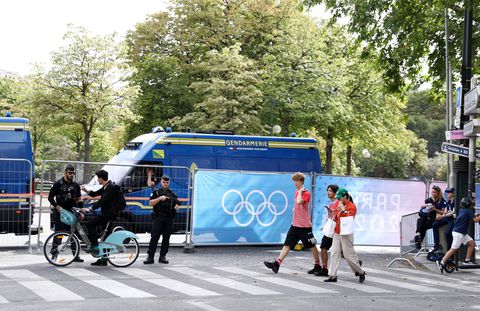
[221,189,288,227]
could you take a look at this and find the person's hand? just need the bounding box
[81,185,88,192]
[56,205,62,212]
[146,168,153,176]
[79,213,85,221]
[175,204,180,210]
[160,195,169,201]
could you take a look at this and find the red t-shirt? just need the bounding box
[333,200,356,234]
[292,189,312,227]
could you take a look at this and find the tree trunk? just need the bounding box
[325,132,333,174]
[346,145,352,175]
[83,123,92,163]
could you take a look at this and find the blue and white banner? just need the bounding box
[192,170,311,244]
[313,176,427,246]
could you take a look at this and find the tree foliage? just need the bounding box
[306,0,480,91]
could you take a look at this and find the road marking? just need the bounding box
[116,268,220,297]
[336,271,444,293]
[0,269,83,302]
[188,301,224,311]
[59,268,154,298]
[389,267,480,286]
[279,268,393,294]
[214,267,337,294]
[0,295,8,304]
[165,266,280,295]
[363,267,480,292]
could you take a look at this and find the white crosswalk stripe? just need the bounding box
[58,268,154,298]
[117,268,220,297]
[0,269,83,302]
[279,267,393,293]
[336,271,445,293]
[214,266,338,294]
[165,266,280,295]
[363,267,480,292]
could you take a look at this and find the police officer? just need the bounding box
[48,164,83,262]
[144,175,181,264]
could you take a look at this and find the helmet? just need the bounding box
[60,209,77,225]
[460,197,473,209]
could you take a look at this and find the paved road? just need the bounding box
[0,246,479,310]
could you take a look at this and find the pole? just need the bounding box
[445,2,453,187]
[456,0,474,263]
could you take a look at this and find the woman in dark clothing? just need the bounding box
[414,185,446,249]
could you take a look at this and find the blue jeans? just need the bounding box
[432,217,454,249]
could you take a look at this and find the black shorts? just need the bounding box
[320,235,333,250]
[284,226,316,249]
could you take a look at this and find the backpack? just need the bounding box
[114,183,127,212]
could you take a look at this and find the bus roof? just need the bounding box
[0,117,30,130]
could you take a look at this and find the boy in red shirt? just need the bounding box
[264,172,321,274]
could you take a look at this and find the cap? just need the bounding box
[334,188,348,199]
[65,164,75,172]
[445,187,455,193]
[460,197,472,209]
[161,175,170,181]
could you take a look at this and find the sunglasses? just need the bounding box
[67,171,75,175]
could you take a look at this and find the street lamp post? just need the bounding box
[362,148,371,176]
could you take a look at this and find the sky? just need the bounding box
[0,0,169,75]
[0,1,329,76]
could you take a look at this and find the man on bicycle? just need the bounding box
[81,169,120,266]
[48,164,84,263]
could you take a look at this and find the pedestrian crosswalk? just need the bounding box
[0,264,478,304]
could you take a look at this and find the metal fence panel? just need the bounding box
[0,158,34,248]
[34,160,192,249]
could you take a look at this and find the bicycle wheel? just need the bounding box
[107,238,139,267]
[43,231,80,266]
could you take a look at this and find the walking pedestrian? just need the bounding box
[48,164,84,263]
[144,175,181,264]
[314,184,339,277]
[437,197,480,274]
[324,188,365,283]
[264,172,321,274]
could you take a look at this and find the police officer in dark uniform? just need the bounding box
[144,175,181,264]
[48,164,84,262]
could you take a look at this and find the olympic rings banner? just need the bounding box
[192,170,312,244]
[313,176,427,246]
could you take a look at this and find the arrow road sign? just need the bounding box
[441,142,480,158]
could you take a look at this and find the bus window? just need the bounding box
[122,163,162,193]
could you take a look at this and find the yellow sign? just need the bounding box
[153,149,165,159]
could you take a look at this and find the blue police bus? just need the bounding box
[0,115,35,234]
[89,128,322,233]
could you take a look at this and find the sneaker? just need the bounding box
[307,265,322,274]
[91,259,107,266]
[264,260,280,273]
[432,245,442,252]
[414,236,421,249]
[463,260,476,266]
[159,257,169,264]
[314,267,328,277]
[359,259,362,267]
[72,256,84,263]
[85,246,99,254]
[143,257,154,265]
[436,260,444,274]
[358,272,366,283]
[324,276,337,282]
[51,253,58,262]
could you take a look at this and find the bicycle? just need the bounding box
[43,208,139,267]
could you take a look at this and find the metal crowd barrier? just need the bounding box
[34,160,192,252]
[387,212,419,269]
[0,158,34,251]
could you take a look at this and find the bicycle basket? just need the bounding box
[60,209,77,225]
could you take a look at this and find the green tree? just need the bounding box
[173,44,263,133]
[306,0,479,91]
[35,26,137,162]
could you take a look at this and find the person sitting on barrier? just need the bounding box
[48,164,84,263]
[264,172,321,274]
[436,197,480,274]
[81,169,120,266]
[431,188,455,251]
[414,185,446,249]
